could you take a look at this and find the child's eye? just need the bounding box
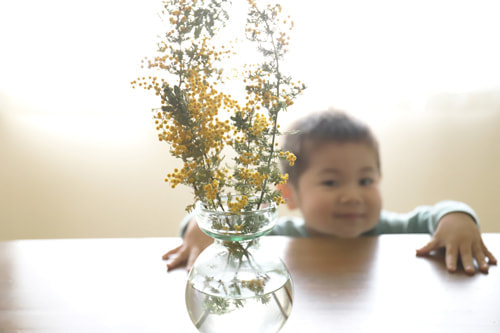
[359,178,374,186]
[321,180,339,187]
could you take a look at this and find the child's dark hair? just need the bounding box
[281,109,380,186]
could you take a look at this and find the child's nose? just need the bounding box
[339,185,362,204]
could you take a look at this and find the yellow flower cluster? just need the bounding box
[276,31,290,47]
[238,168,269,190]
[248,0,282,16]
[248,113,270,137]
[165,164,195,188]
[228,195,248,214]
[243,74,281,111]
[278,173,289,185]
[151,69,236,163]
[133,0,305,215]
[238,152,259,166]
[280,151,296,166]
[273,195,286,205]
[203,180,219,201]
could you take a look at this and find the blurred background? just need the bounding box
[1,0,499,240]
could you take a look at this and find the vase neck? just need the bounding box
[214,237,261,247]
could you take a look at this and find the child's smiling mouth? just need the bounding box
[334,213,365,219]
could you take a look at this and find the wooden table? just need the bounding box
[0,234,498,332]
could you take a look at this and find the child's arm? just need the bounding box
[416,212,497,274]
[162,217,213,271]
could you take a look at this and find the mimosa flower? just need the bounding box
[133,0,306,214]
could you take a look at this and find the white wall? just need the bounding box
[1,0,499,239]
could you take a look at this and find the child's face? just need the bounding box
[285,141,382,238]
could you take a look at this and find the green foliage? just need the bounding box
[132,0,306,216]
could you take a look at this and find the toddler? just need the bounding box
[164,110,497,274]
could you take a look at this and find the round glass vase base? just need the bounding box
[186,273,293,333]
[184,201,294,333]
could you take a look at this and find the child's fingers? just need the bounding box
[416,238,439,256]
[186,250,200,272]
[162,244,182,260]
[458,243,475,275]
[166,251,188,271]
[164,245,190,271]
[472,243,489,273]
[445,244,458,273]
[483,244,497,265]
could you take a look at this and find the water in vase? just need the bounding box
[186,276,293,333]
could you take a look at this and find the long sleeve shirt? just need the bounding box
[267,200,478,237]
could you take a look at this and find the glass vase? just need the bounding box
[185,199,293,333]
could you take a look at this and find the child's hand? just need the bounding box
[162,218,213,271]
[416,212,497,274]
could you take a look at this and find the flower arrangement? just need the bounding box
[132,2,301,327]
[132,0,305,217]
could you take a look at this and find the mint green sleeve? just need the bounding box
[179,212,195,237]
[365,200,479,235]
[268,216,308,237]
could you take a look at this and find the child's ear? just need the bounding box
[277,183,298,210]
